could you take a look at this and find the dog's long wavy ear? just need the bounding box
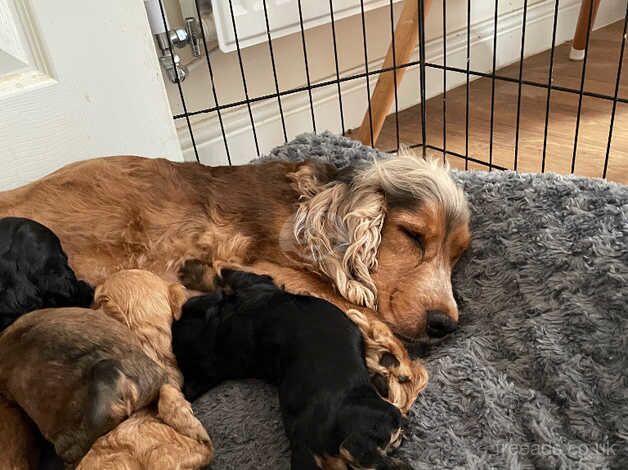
[168,283,188,321]
[93,285,129,328]
[289,163,386,309]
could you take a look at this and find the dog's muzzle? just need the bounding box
[425,310,458,338]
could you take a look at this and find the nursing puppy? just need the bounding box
[77,408,211,470]
[0,308,167,467]
[173,270,426,469]
[77,270,212,470]
[0,272,212,469]
[0,217,93,332]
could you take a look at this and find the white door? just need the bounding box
[0,0,182,190]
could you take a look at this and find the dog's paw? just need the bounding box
[333,391,406,469]
[338,432,413,470]
[368,350,429,415]
[163,404,212,444]
[178,259,214,291]
[187,418,211,444]
[157,384,212,444]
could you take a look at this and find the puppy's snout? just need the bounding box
[426,310,458,338]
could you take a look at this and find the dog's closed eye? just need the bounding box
[401,228,425,252]
[379,352,400,369]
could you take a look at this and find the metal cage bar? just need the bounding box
[329,0,346,136]
[570,0,596,174]
[359,0,374,146]
[227,0,260,156]
[513,0,529,172]
[194,0,230,164]
[487,0,499,171]
[296,0,317,133]
[541,0,560,173]
[173,61,628,122]
[604,3,628,178]
[389,0,401,152]
[262,0,288,143]
[418,0,428,157]
[441,0,447,163]
[464,0,471,170]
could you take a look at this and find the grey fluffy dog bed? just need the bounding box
[193,133,627,470]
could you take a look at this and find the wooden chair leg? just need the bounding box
[352,0,432,147]
[570,0,601,61]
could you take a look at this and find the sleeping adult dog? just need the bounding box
[0,153,470,345]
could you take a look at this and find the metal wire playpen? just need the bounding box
[154,0,627,179]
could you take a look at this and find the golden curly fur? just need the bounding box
[94,270,188,388]
[291,165,386,309]
[77,409,210,470]
[80,270,213,469]
[345,309,428,414]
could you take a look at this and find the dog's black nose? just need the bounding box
[426,310,458,338]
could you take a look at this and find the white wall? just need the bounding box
[162,0,626,165]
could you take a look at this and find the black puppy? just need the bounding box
[0,217,93,332]
[172,270,411,470]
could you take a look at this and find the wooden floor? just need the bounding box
[374,21,628,183]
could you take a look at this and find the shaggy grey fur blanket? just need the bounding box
[193,133,627,470]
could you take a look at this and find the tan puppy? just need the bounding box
[77,409,211,470]
[93,270,188,388]
[77,270,212,469]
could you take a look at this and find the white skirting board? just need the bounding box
[177,0,626,166]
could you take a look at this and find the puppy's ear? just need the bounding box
[94,285,129,328]
[168,283,187,320]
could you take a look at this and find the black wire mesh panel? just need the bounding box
[160,0,627,179]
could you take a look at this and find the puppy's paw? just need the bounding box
[185,418,211,444]
[339,432,412,470]
[166,406,211,444]
[334,392,406,469]
[157,384,212,445]
[178,259,215,292]
[188,421,212,445]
